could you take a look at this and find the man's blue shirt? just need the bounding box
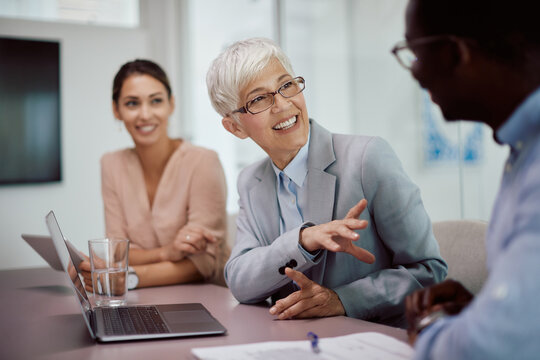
[414,86,540,359]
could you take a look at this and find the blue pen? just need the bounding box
[307,331,320,353]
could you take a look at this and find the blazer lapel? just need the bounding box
[304,120,337,225]
[248,160,280,246]
[303,120,337,285]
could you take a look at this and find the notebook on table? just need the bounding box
[45,210,227,342]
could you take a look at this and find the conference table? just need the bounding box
[0,267,408,359]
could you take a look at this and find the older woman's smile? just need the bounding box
[273,116,297,130]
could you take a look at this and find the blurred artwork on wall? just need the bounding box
[421,90,483,166]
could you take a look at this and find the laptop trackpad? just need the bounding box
[163,310,214,324]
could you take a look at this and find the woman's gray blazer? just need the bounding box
[225,120,447,327]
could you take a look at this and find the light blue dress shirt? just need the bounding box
[414,86,540,359]
[271,131,319,261]
[272,134,309,235]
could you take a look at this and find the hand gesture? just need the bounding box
[161,224,217,262]
[406,279,473,344]
[80,253,109,294]
[299,199,375,263]
[269,268,345,319]
[67,259,86,295]
[78,255,94,293]
[80,254,127,295]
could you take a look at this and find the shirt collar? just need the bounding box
[271,129,311,187]
[496,85,540,149]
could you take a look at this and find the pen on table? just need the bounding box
[307,331,320,353]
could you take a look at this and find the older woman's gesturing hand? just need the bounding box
[269,268,345,319]
[299,199,375,264]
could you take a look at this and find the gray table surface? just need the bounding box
[0,267,407,360]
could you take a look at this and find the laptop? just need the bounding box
[21,234,84,272]
[21,234,64,271]
[45,210,227,342]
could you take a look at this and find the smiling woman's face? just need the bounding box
[113,74,174,147]
[224,58,310,169]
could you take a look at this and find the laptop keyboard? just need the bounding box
[101,306,170,335]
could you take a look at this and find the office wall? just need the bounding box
[0,17,147,269]
[0,0,192,271]
[0,0,508,271]
[344,0,508,221]
[187,0,508,221]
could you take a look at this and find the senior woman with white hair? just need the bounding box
[206,37,447,327]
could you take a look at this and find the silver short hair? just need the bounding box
[206,37,295,120]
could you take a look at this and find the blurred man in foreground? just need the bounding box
[392,0,540,358]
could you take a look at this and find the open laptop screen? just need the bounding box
[45,210,96,339]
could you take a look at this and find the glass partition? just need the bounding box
[188,0,507,221]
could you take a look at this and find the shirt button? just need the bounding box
[515,141,523,150]
[492,283,509,299]
[505,163,512,172]
[291,199,295,204]
[287,259,297,268]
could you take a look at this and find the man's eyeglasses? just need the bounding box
[232,76,305,115]
[391,35,457,70]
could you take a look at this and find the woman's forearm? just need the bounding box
[133,258,203,288]
[129,247,166,265]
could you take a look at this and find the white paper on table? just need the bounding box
[191,332,413,360]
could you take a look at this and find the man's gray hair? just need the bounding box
[206,37,295,120]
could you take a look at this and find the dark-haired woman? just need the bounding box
[82,59,229,289]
